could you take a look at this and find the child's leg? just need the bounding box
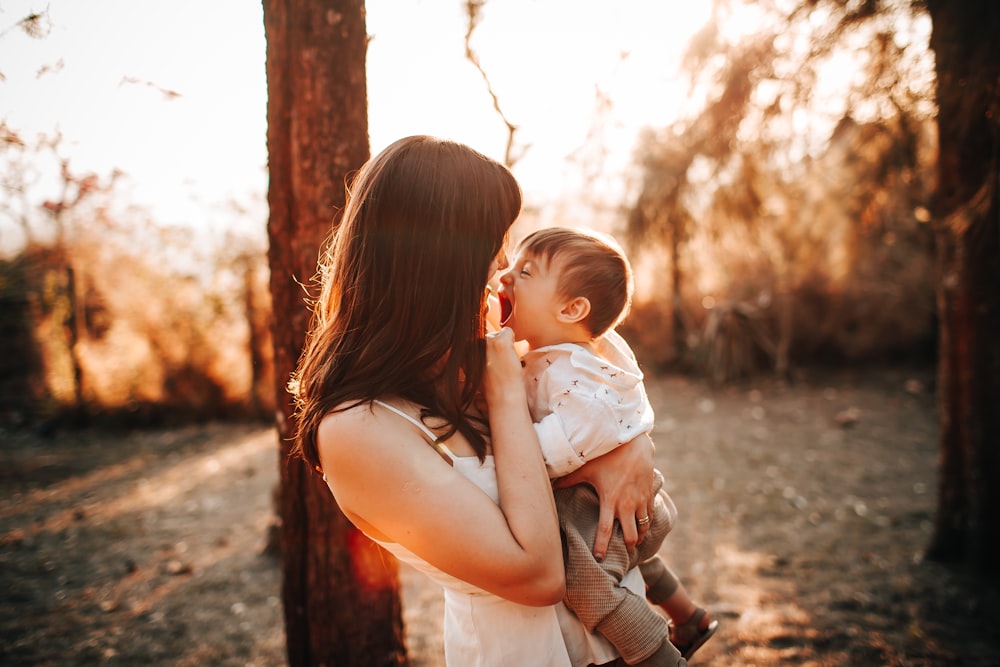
[639,556,718,660]
[557,485,684,666]
[639,556,680,605]
[636,483,677,565]
[630,641,688,667]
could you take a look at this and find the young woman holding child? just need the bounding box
[290,135,662,666]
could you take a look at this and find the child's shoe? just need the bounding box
[669,607,718,660]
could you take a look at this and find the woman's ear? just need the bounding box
[558,296,591,324]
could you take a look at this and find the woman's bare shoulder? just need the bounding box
[317,400,432,471]
[317,402,387,462]
[318,400,374,434]
[316,402,411,541]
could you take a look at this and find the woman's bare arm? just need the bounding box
[483,327,565,592]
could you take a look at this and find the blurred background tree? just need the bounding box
[621,0,936,381]
[614,0,997,576]
[0,118,273,428]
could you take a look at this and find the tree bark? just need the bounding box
[924,0,1000,575]
[262,1,408,663]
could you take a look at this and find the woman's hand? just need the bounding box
[553,433,656,560]
[483,327,525,407]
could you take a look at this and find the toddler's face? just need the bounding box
[496,248,565,348]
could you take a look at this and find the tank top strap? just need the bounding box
[372,399,458,464]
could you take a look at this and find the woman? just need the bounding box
[291,136,657,666]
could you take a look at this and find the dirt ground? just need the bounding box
[2,365,999,666]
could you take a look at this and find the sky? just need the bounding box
[1,1,711,235]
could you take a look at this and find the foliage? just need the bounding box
[0,124,273,427]
[623,0,937,380]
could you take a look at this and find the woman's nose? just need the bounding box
[496,252,510,272]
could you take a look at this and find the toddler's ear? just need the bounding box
[559,296,591,324]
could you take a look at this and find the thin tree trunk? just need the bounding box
[64,263,85,424]
[263,0,408,663]
[669,218,685,363]
[242,259,268,417]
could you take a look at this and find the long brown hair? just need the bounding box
[291,136,521,468]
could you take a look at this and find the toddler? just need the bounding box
[497,227,718,665]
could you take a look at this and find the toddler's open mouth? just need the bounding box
[498,291,512,326]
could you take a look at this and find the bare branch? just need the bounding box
[0,8,52,40]
[119,76,183,100]
[464,1,522,167]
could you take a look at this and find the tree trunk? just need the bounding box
[924,0,1000,575]
[242,258,271,417]
[668,215,685,363]
[64,263,86,425]
[262,1,408,664]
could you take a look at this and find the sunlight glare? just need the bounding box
[6,0,714,231]
[367,1,712,211]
